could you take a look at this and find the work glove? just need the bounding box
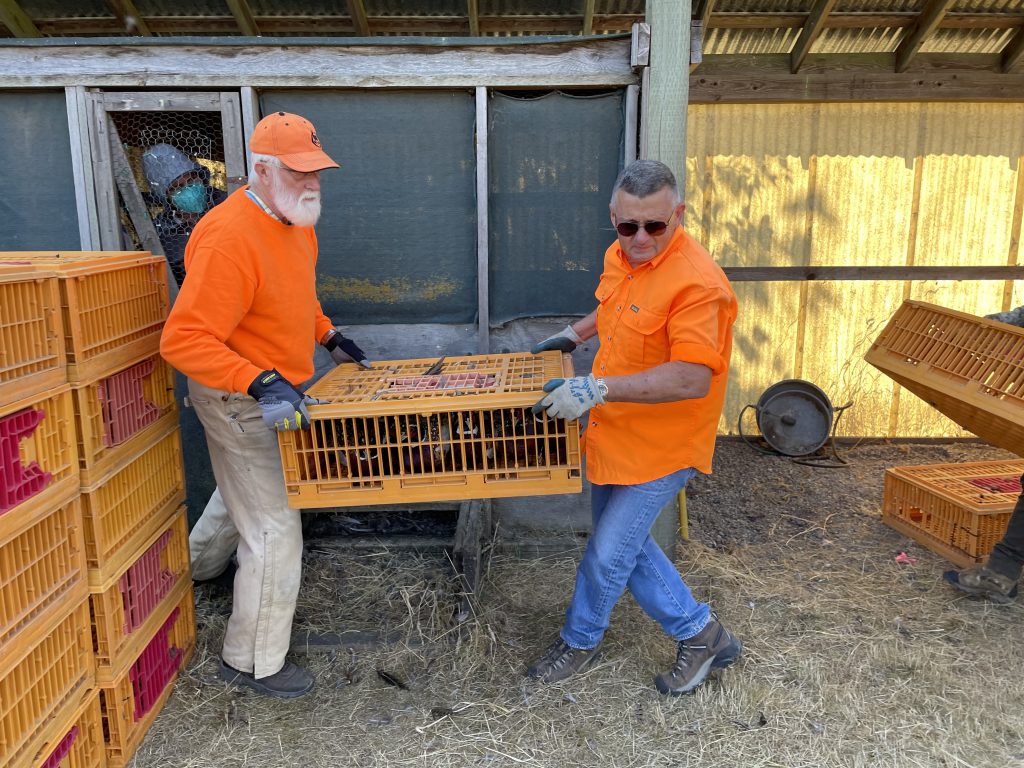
[248,369,316,431]
[323,329,373,369]
[531,324,583,354]
[531,374,606,421]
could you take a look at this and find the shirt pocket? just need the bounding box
[618,304,669,369]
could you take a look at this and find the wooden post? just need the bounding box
[65,86,101,249]
[643,0,691,187]
[475,86,490,354]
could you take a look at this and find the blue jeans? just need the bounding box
[561,467,709,649]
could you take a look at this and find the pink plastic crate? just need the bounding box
[98,359,160,447]
[130,607,183,721]
[119,528,177,634]
[0,408,52,514]
[967,475,1022,495]
[38,726,77,768]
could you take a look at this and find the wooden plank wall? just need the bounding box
[685,102,1024,438]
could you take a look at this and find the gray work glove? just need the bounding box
[323,329,373,369]
[985,306,1024,328]
[248,369,316,431]
[531,324,583,354]
[531,374,605,421]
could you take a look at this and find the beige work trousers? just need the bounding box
[186,379,302,679]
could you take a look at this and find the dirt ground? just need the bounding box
[131,438,1024,768]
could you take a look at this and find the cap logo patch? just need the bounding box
[311,132,322,147]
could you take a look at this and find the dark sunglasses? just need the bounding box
[614,210,676,237]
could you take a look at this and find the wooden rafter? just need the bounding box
[225,0,259,36]
[0,0,40,37]
[583,0,595,36]
[467,0,479,36]
[1002,28,1024,72]
[694,0,715,31]
[895,0,956,73]
[346,0,369,36]
[104,0,151,36]
[790,0,839,74]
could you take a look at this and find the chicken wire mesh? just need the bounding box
[108,111,229,286]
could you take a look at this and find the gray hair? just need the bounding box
[247,152,282,185]
[610,160,681,205]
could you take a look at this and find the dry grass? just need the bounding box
[131,443,1024,768]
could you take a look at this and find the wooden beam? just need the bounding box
[346,0,369,36]
[0,38,635,88]
[225,0,259,36]
[104,0,152,36]
[691,54,1024,102]
[474,86,489,355]
[0,0,40,37]
[722,266,1024,282]
[790,0,839,74]
[895,0,956,73]
[467,0,479,36]
[1003,28,1024,72]
[694,0,715,30]
[583,0,595,36]
[645,0,691,186]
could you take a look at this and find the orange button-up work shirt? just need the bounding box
[584,226,738,485]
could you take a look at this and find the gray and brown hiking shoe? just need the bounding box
[654,616,742,695]
[526,637,602,683]
[945,567,1018,604]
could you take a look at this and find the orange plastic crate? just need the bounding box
[99,586,195,768]
[278,351,583,508]
[73,352,178,486]
[0,386,79,538]
[0,252,168,384]
[22,688,105,768]
[882,460,1023,568]
[0,599,95,768]
[1,492,87,670]
[866,300,1024,456]
[0,264,66,405]
[91,508,190,680]
[80,424,184,587]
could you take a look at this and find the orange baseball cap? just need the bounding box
[249,111,339,172]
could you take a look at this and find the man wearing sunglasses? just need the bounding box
[162,112,371,700]
[528,159,740,695]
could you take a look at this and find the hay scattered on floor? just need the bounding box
[133,442,1024,768]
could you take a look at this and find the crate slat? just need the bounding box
[0,265,66,405]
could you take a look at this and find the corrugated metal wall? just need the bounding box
[686,102,1024,438]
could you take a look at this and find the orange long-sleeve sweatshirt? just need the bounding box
[160,187,335,394]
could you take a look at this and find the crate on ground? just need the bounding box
[91,507,190,679]
[81,424,184,587]
[0,599,95,768]
[73,351,178,485]
[1,492,87,668]
[882,459,1024,568]
[0,264,65,405]
[0,252,168,384]
[0,386,79,539]
[100,586,195,768]
[866,300,1024,456]
[278,351,583,508]
[22,688,105,768]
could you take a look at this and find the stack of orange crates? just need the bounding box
[0,252,194,768]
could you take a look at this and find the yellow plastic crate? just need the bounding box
[0,599,95,768]
[80,424,184,587]
[0,264,66,405]
[1,492,87,672]
[99,586,195,768]
[21,688,105,768]
[882,460,1023,568]
[90,508,190,681]
[0,252,168,383]
[0,386,79,539]
[278,351,583,508]
[73,352,178,486]
[866,300,1024,456]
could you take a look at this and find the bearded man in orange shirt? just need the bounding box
[528,159,741,695]
[161,112,368,699]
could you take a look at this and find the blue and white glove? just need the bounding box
[531,374,606,421]
[323,329,373,369]
[248,369,316,431]
[531,325,583,354]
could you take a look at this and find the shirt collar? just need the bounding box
[615,226,686,272]
[244,186,287,224]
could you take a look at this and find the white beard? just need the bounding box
[268,171,322,227]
